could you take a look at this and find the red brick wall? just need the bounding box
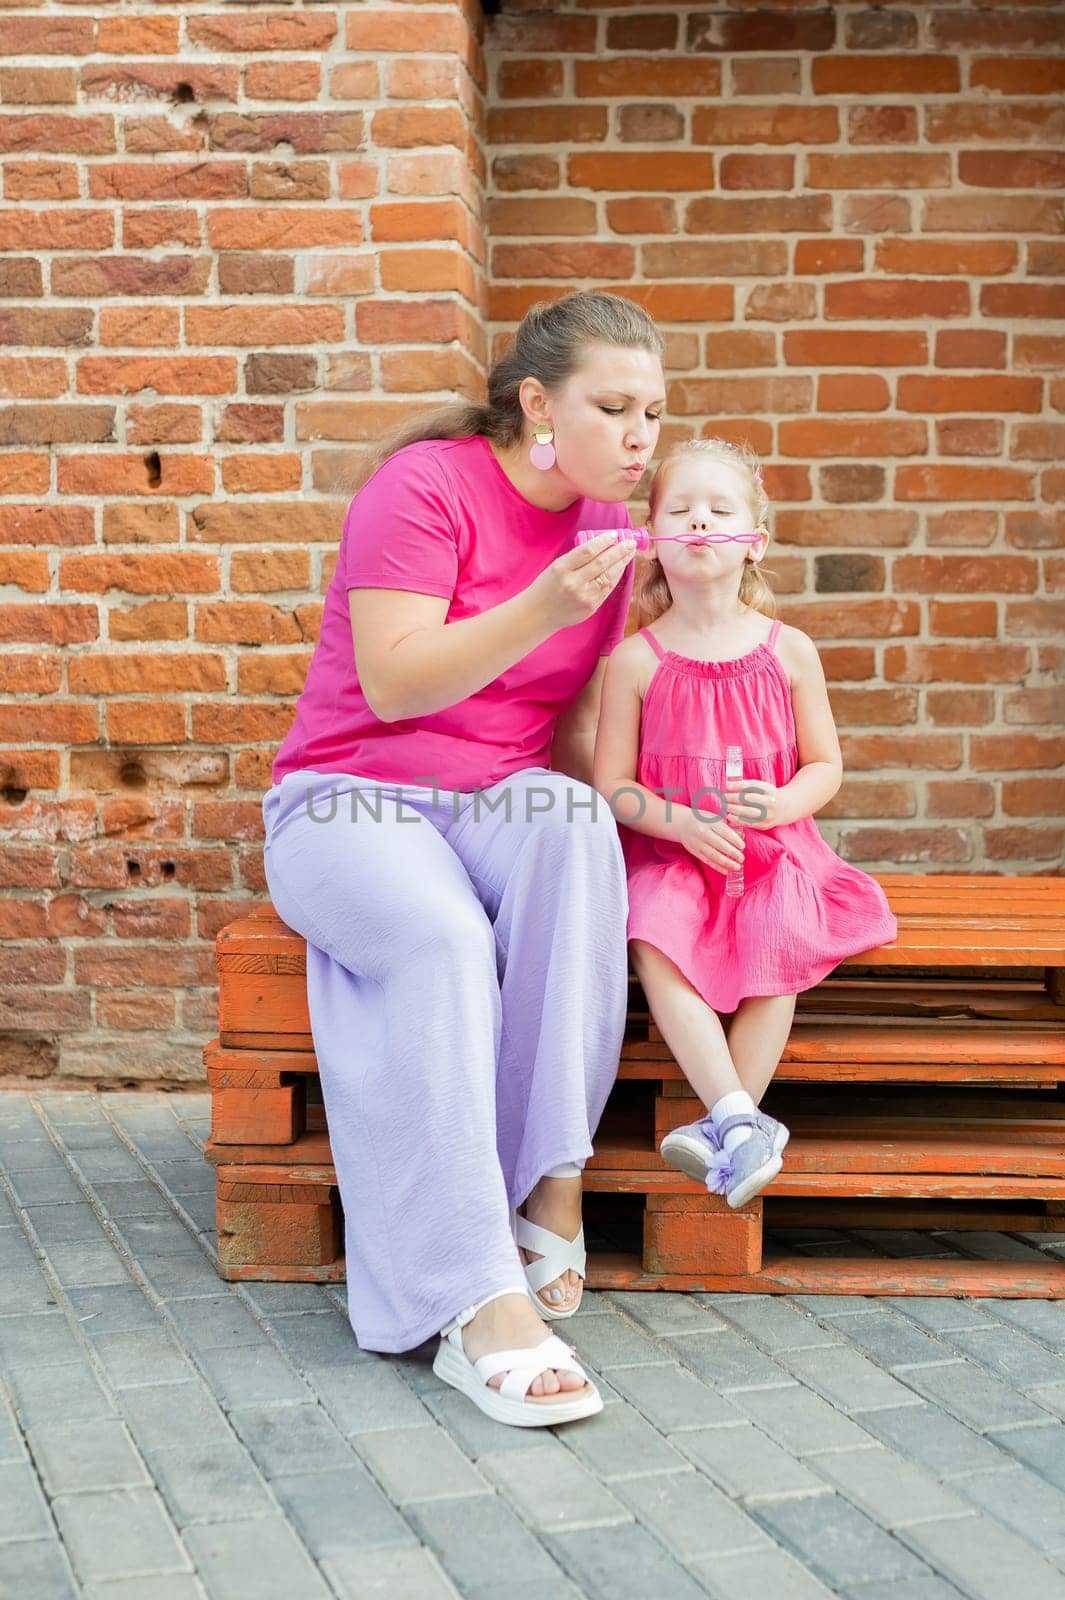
[1,2,1063,1082]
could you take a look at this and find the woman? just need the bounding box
[261,291,666,1426]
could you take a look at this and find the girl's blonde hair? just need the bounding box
[632,437,776,630]
[352,290,664,491]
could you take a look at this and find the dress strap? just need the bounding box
[766,618,782,653]
[640,628,668,661]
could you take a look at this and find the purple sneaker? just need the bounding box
[660,1111,786,1210]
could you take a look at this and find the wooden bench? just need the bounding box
[204,875,1065,1299]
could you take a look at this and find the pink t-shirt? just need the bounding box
[271,435,635,792]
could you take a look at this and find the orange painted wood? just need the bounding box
[643,1193,762,1276]
[210,1086,303,1147]
[216,1178,340,1270]
[585,1252,1065,1298]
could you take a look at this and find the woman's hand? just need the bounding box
[528,532,636,630]
[677,805,745,876]
[723,781,787,831]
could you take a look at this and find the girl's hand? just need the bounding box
[724,782,786,830]
[677,806,745,875]
[528,531,636,630]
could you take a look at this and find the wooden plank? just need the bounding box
[584,1252,1065,1297]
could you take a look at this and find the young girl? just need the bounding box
[593,438,898,1209]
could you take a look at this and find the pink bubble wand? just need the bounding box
[574,528,762,553]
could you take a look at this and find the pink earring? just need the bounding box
[529,422,556,471]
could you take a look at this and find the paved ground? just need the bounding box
[1,1090,1064,1600]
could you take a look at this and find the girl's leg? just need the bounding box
[261,772,529,1354]
[629,939,744,1108]
[725,994,798,1104]
[446,770,630,1312]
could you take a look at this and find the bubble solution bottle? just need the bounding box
[724,744,744,899]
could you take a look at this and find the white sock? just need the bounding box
[710,1091,756,1154]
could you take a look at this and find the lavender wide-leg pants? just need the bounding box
[260,766,630,1353]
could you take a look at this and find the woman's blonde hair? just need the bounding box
[352,290,664,491]
[632,437,776,630]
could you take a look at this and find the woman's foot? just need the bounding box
[461,1292,590,1399]
[517,1174,584,1315]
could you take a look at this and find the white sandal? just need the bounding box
[513,1213,587,1321]
[433,1299,602,1428]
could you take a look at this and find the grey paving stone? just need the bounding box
[479,1441,630,1531]
[84,1179,173,1217]
[192,1346,313,1410]
[118,1382,233,1457]
[67,1285,162,1337]
[182,1517,331,1600]
[422,1388,553,1461]
[147,1442,275,1527]
[858,1403,1014,1480]
[321,1544,458,1600]
[26,1202,108,1246]
[2,1265,60,1315]
[830,1310,959,1370]
[607,1290,725,1336]
[236,1283,335,1315]
[0,1311,82,1370]
[712,1295,841,1354]
[900,1511,1065,1598]
[81,1578,206,1600]
[161,1295,270,1353]
[564,1310,670,1370]
[6,1361,116,1429]
[262,1309,368,1371]
[26,1420,148,1495]
[71,1150,145,1183]
[809,1445,972,1527]
[678,1420,830,1504]
[938,1231,1050,1263]
[559,1396,687,1480]
[227,1400,354,1477]
[45,1241,131,1289]
[690,1542,837,1599]
[313,1359,431,1435]
[92,1328,196,1390]
[606,1360,743,1433]
[545,1521,709,1600]
[731,1382,875,1455]
[668,1328,794,1392]
[146,1160,215,1196]
[409,1492,567,1593]
[271,1464,414,1556]
[6,1168,83,1205]
[988,1422,1065,1491]
[51,1486,188,1582]
[783,1345,930,1415]
[952,1462,1065,1555]
[891,1298,997,1335]
[140,1252,225,1296]
[355,1423,489,1504]
[0,1538,79,1600]
[977,1299,1065,1354]
[944,1326,1065,1391]
[112,1215,202,1258]
[903,1358,1052,1433]
[755,1493,932,1588]
[0,1459,53,1543]
[1032,1383,1065,1420]
[611,1467,768,1559]
[0,1226,41,1270]
[791,1295,879,1318]
[0,1137,67,1173]
[0,1395,23,1464]
[840,1581,964,1600]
